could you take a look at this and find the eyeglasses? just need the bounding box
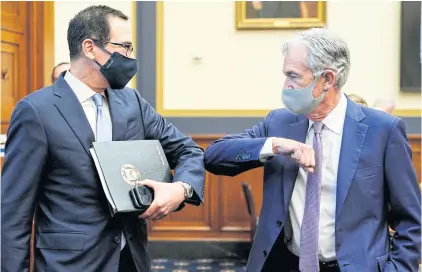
[92,39,134,57]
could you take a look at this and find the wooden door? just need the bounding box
[1,2,29,169]
[1,1,53,163]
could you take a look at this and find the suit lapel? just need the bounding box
[53,77,95,155]
[336,100,368,218]
[107,90,127,141]
[283,116,309,217]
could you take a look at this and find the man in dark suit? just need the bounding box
[204,28,421,272]
[1,5,205,272]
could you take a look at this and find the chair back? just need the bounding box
[242,182,257,242]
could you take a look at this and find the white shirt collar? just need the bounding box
[64,71,103,103]
[308,93,347,135]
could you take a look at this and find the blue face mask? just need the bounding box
[281,75,327,115]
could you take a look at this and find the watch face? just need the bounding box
[188,188,193,198]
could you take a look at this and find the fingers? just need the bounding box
[139,200,171,221]
[137,182,183,221]
[150,203,170,221]
[136,179,155,188]
[139,202,158,219]
[150,204,170,221]
[148,200,168,221]
[303,166,314,173]
[309,148,315,168]
[292,145,315,173]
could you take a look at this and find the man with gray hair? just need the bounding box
[204,28,420,272]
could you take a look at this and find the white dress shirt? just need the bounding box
[64,71,126,250]
[260,93,347,261]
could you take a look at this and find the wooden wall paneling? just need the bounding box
[148,173,213,240]
[148,138,214,240]
[217,168,263,237]
[408,135,421,186]
[27,1,55,91]
[0,30,26,134]
[1,1,54,139]
[0,2,27,34]
[42,2,55,86]
[148,135,264,242]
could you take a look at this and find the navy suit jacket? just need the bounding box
[1,75,205,272]
[204,99,421,272]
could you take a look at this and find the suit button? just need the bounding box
[276,220,282,227]
[263,250,267,257]
[114,235,121,244]
[338,228,343,232]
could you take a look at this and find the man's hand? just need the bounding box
[137,179,185,221]
[272,138,315,173]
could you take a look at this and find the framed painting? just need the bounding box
[400,1,421,93]
[235,1,326,30]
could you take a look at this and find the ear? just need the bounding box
[81,39,96,60]
[322,70,336,90]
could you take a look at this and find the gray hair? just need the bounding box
[282,28,351,90]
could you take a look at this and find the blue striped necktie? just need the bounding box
[299,121,324,272]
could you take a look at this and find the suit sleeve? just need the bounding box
[385,118,421,271]
[204,111,275,177]
[1,99,47,272]
[134,90,205,205]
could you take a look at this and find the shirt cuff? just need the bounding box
[259,137,276,162]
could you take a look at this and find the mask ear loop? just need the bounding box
[91,39,113,67]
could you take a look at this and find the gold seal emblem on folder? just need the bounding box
[120,164,141,185]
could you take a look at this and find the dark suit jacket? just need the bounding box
[204,99,421,272]
[1,74,205,272]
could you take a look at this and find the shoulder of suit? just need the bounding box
[110,87,139,100]
[360,105,398,128]
[266,108,299,123]
[21,85,54,107]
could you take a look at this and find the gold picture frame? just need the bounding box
[235,1,327,30]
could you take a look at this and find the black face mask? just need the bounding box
[95,49,137,90]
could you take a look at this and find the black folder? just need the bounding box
[90,140,173,216]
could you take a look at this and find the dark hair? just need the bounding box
[51,62,70,82]
[67,5,128,60]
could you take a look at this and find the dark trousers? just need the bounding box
[261,232,340,272]
[118,245,138,272]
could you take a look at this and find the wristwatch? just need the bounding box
[175,181,193,200]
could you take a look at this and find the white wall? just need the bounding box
[54,1,134,87]
[162,1,421,112]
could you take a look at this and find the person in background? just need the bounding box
[51,62,70,83]
[347,93,368,106]
[204,28,421,272]
[373,97,395,114]
[1,5,205,272]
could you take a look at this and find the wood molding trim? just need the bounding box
[28,1,55,90]
[42,2,55,87]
